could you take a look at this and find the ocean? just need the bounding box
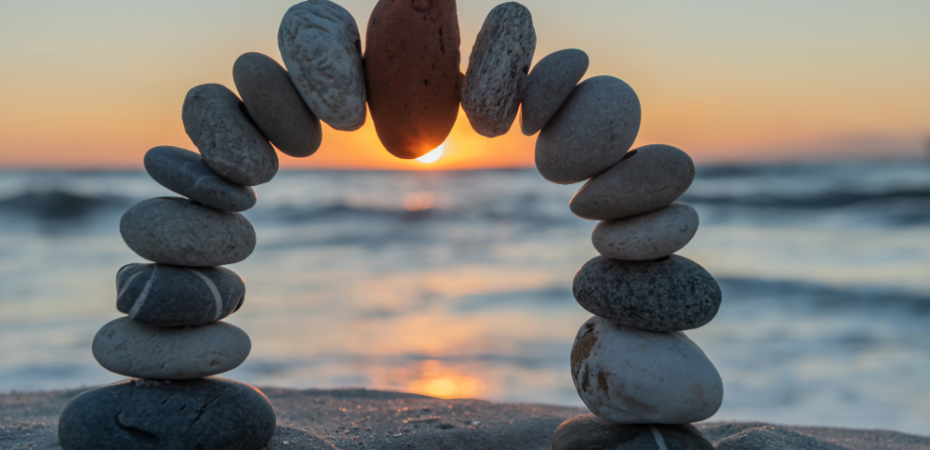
[1,160,929,435]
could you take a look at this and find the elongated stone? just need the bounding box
[144,146,257,211]
[573,255,721,332]
[116,263,246,327]
[92,318,250,380]
[58,378,275,450]
[520,49,588,136]
[461,2,535,137]
[278,0,367,131]
[553,415,714,450]
[592,203,699,260]
[120,197,256,267]
[234,52,322,157]
[182,84,278,186]
[365,0,462,159]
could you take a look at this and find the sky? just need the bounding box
[0,0,928,170]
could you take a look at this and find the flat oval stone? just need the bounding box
[365,0,462,159]
[92,317,251,380]
[553,414,714,450]
[58,377,275,450]
[573,255,721,332]
[278,0,367,131]
[143,146,257,211]
[182,84,278,186]
[234,52,322,157]
[116,263,246,327]
[520,49,588,136]
[120,197,256,267]
[592,203,699,261]
[535,76,641,184]
[571,316,723,424]
[461,2,535,137]
[571,144,695,220]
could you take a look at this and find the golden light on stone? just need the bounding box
[416,143,445,164]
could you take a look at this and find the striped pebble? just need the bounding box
[552,414,714,450]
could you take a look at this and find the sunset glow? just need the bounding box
[416,144,445,164]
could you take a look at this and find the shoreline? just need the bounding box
[3,387,929,450]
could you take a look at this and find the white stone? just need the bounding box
[278,0,367,131]
[592,203,699,260]
[571,316,723,424]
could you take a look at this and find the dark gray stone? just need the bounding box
[58,377,275,450]
[143,146,257,211]
[535,76,641,184]
[461,2,536,137]
[182,83,278,186]
[716,426,849,450]
[234,52,322,158]
[553,414,714,450]
[120,197,256,267]
[520,49,588,136]
[573,255,721,332]
[116,263,245,327]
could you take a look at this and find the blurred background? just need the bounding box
[1,0,929,437]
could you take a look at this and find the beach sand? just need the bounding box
[3,387,929,449]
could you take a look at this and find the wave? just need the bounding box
[718,277,930,314]
[0,190,131,220]
[682,187,930,210]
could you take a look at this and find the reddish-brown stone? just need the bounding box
[365,0,462,159]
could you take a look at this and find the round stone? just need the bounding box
[278,0,367,131]
[365,0,462,159]
[553,414,714,450]
[234,52,322,158]
[573,255,721,332]
[571,144,695,220]
[58,377,275,450]
[92,317,251,380]
[520,49,589,136]
[592,203,699,261]
[182,84,278,186]
[120,197,256,267]
[535,75,641,184]
[461,2,536,137]
[116,263,246,327]
[571,316,723,424]
[143,146,257,212]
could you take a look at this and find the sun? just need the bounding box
[416,143,445,163]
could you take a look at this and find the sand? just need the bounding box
[2,387,929,449]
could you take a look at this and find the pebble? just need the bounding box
[116,263,246,327]
[716,426,849,450]
[592,202,699,260]
[520,49,589,136]
[553,414,715,450]
[573,255,721,332]
[278,0,367,131]
[182,84,278,186]
[571,144,695,220]
[58,377,275,450]
[92,317,251,380]
[119,197,256,267]
[535,75,641,184]
[571,316,723,424]
[461,2,536,137]
[143,146,257,211]
[365,0,462,159]
[233,52,322,158]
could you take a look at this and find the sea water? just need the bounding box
[1,160,929,435]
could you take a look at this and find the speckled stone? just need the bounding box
[715,426,850,450]
[119,197,256,267]
[461,2,535,137]
[58,377,275,450]
[571,144,695,220]
[278,0,367,131]
[592,203,699,261]
[535,76,641,184]
[573,255,721,332]
[365,0,462,159]
[182,84,278,186]
[234,52,322,158]
[143,146,257,211]
[115,263,245,327]
[553,414,715,450]
[92,317,251,380]
[520,49,588,136]
[571,316,723,424]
